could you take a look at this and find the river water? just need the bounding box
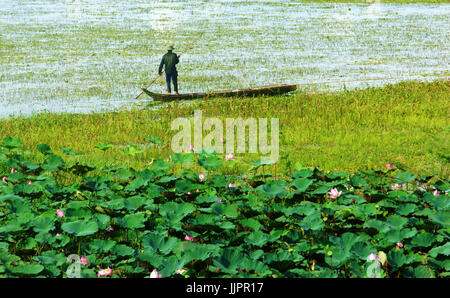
[0,0,448,118]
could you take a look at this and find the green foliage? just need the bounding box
[0,136,448,278]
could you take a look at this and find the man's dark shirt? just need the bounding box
[158,51,179,75]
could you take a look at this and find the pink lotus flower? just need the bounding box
[196,189,199,193]
[391,184,401,190]
[228,183,235,188]
[97,267,113,277]
[150,269,162,278]
[385,163,394,169]
[80,256,89,265]
[367,253,379,262]
[11,168,15,173]
[433,190,440,196]
[328,188,342,199]
[56,233,62,237]
[220,137,224,142]
[216,198,223,204]
[2,176,6,182]
[189,144,194,151]
[107,226,114,232]
[176,268,186,275]
[396,242,404,249]
[28,181,32,185]
[225,153,234,161]
[199,173,205,181]
[56,209,65,217]
[187,191,191,195]
[184,234,195,242]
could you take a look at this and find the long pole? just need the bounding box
[135,40,200,99]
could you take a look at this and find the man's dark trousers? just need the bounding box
[165,71,178,93]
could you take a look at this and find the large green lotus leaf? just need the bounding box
[290,202,320,216]
[143,231,179,255]
[299,213,324,231]
[428,242,450,258]
[329,232,361,251]
[9,263,44,275]
[240,258,272,276]
[61,219,99,236]
[250,157,274,169]
[394,172,417,183]
[6,198,31,214]
[87,239,117,253]
[428,211,450,228]
[118,212,146,229]
[139,249,164,268]
[124,196,146,211]
[41,154,65,171]
[65,207,92,219]
[159,255,184,278]
[411,233,437,247]
[363,219,390,233]
[125,177,148,193]
[66,200,89,209]
[93,214,111,230]
[350,175,368,188]
[414,265,434,278]
[386,215,408,229]
[32,215,56,233]
[36,144,53,155]
[396,203,417,216]
[175,179,196,193]
[213,248,245,275]
[151,159,172,170]
[423,195,450,211]
[291,169,314,179]
[291,178,313,193]
[0,218,24,233]
[384,228,417,243]
[195,193,220,204]
[245,231,270,247]
[353,204,377,219]
[238,218,263,231]
[1,136,23,149]
[100,198,125,210]
[16,238,37,251]
[171,153,194,165]
[387,250,412,268]
[33,251,66,266]
[198,155,223,170]
[0,251,20,264]
[311,184,333,195]
[190,214,219,226]
[256,180,288,198]
[13,183,44,196]
[178,242,219,263]
[111,244,135,257]
[351,242,376,261]
[324,248,352,268]
[159,202,196,219]
[211,202,239,219]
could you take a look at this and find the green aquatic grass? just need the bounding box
[0,80,448,180]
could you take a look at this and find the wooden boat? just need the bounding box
[141,84,297,102]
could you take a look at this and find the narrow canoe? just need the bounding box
[141,84,297,102]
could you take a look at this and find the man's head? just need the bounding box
[167,44,174,51]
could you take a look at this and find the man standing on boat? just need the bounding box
[158,44,179,95]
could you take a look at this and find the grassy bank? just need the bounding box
[1,80,449,179]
